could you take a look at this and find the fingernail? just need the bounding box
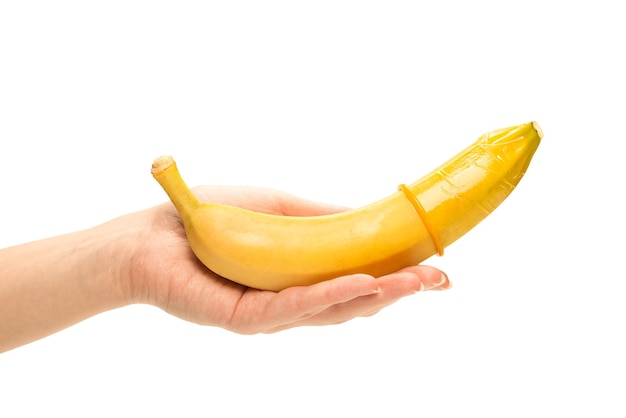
[426,272,450,290]
[433,272,452,290]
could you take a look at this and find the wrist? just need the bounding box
[92,209,157,307]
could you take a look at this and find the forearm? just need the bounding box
[0,220,133,353]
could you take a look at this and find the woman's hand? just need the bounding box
[127,186,451,334]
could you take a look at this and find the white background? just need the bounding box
[1,1,624,417]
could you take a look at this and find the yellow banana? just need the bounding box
[152,121,542,291]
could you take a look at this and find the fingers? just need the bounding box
[262,265,451,333]
[379,265,451,294]
[276,192,350,217]
[280,199,350,217]
[257,274,382,328]
[191,185,348,217]
[351,266,451,317]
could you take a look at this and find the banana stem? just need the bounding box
[151,156,201,214]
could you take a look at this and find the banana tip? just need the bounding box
[531,121,543,139]
[151,155,175,176]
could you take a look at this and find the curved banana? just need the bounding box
[152,121,542,291]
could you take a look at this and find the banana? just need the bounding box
[151,121,542,291]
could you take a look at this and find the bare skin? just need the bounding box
[0,186,450,353]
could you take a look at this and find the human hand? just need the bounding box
[127,186,451,334]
